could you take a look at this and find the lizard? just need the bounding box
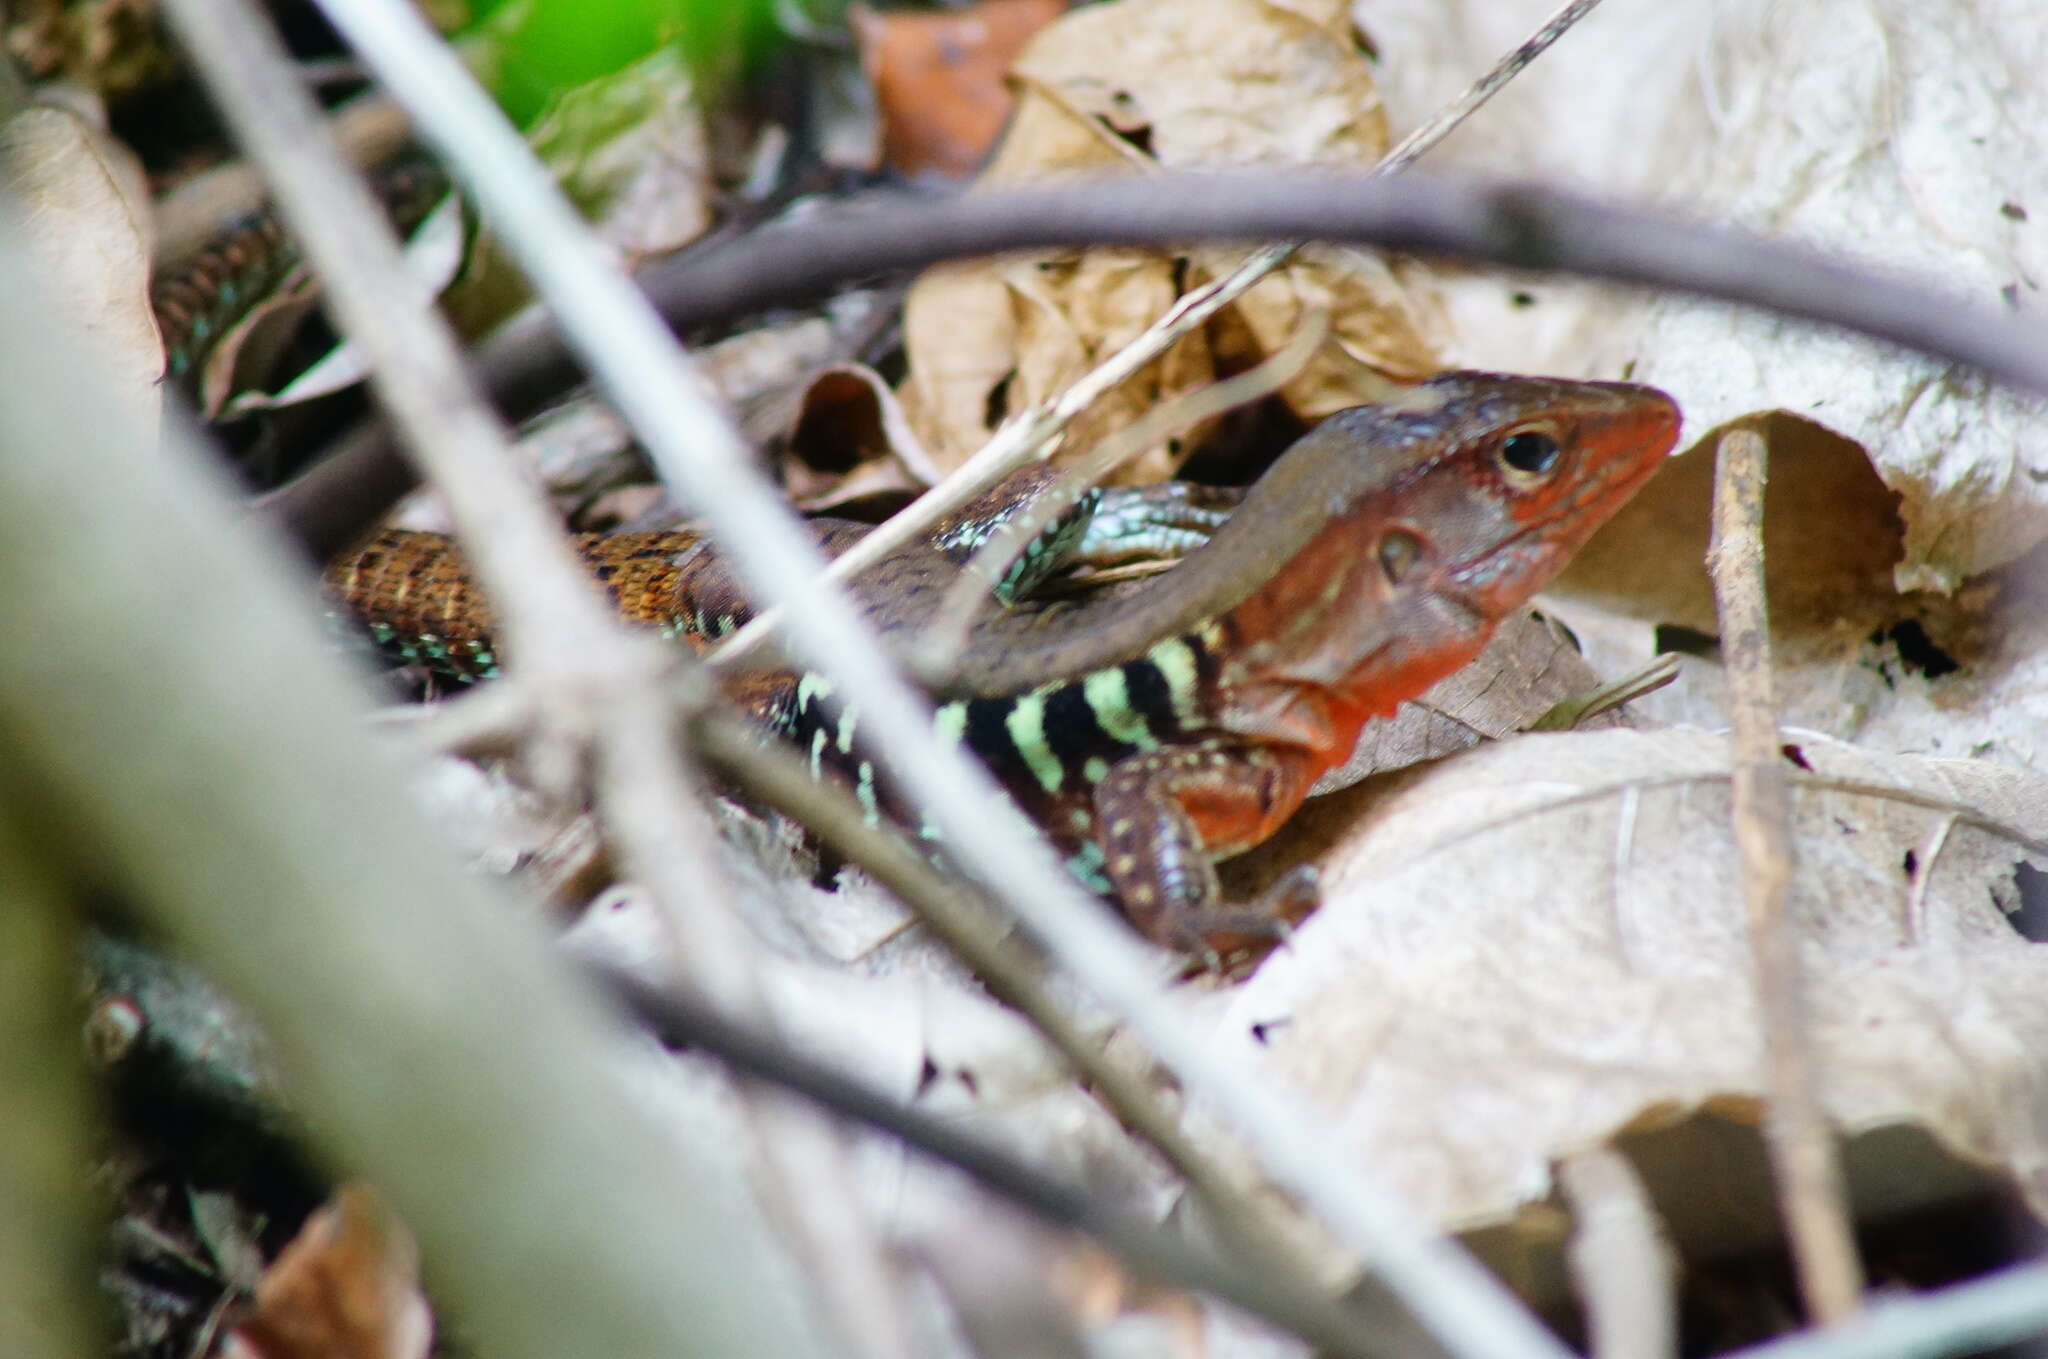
[326,371,1681,951]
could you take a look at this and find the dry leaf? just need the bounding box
[1542,411,2046,777]
[224,1184,432,1359]
[224,196,468,416]
[1209,728,2048,1284]
[851,0,1067,177]
[781,363,940,512]
[1372,0,2048,592]
[0,101,160,439]
[898,0,1445,476]
[193,264,321,419]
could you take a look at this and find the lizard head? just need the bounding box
[1318,370,1681,621]
[1214,371,1679,714]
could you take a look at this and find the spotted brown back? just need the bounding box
[324,522,873,681]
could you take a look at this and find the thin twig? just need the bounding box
[597,961,1400,1359]
[1375,0,1612,177]
[261,166,2048,564]
[1726,1259,2048,1359]
[1707,426,1865,1321]
[311,6,1574,1358]
[709,0,1609,674]
[634,176,2048,400]
[908,311,1327,679]
[1558,1147,1677,1359]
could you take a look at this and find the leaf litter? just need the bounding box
[386,0,2048,1346]
[74,0,2048,1351]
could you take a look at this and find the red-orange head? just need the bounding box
[1213,372,1680,715]
[1344,371,1682,619]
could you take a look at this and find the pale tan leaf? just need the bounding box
[1373,0,2048,591]
[1214,729,2048,1273]
[0,102,160,438]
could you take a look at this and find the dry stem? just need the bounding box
[1559,1147,1677,1359]
[1707,426,1865,1321]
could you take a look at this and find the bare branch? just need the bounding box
[1708,426,1865,1321]
[1727,1260,2048,1359]
[260,166,2048,562]
[637,174,2048,397]
[0,223,825,1357]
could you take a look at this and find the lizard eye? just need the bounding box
[1499,429,1563,480]
[1378,529,1422,585]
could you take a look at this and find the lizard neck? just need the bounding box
[940,414,1388,698]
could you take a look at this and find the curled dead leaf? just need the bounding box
[782,362,939,512]
[898,0,1445,476]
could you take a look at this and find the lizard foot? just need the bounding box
[1172,866,1321,971]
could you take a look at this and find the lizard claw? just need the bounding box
[1168,867,1321,971]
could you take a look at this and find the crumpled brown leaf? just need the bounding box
[851,0,1067,177]
[898,0,1446,478]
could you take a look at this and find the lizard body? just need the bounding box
[327,372,1679,949]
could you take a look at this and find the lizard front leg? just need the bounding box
[1092,738,1322,955]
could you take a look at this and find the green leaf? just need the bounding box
[461,0,778,125]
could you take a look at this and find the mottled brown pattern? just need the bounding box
[324,521,877,678]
